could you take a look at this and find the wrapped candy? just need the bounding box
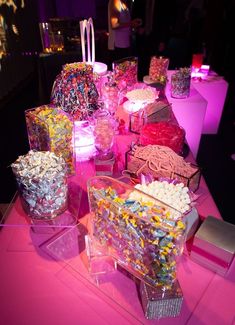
[140,122,185,155]
[112,56,138,89]
[51,62,99,120]
[25,105,74,174]
[11,150,68,219]
[87,176,186,289]
[171,68,191,99]
[149,56,169,85]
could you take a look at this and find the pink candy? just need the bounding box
[140,122,185,154]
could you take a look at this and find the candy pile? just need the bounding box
[132,181,191,214]
[113,57,138,89]
[88,180,186,288]
[126,87,157,104]
[126,145,200,191]
[25,105,74,174]
[51,62,99,120]
[11,151,68,219]
[149,56,169,85]
[171,68,191,99]
[140,122,185,154]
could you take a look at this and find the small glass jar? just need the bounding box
[93,106,115,159]
[171,69,191,99]
[101,74,119,116]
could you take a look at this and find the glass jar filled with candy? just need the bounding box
[171,68,191,99]
[101,73,119,116]
[92,103,115,159]
[11,150,68,220]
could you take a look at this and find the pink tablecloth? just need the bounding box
[1,106,234,325]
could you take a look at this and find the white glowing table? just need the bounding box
[166,71,207,159]
[191,74,228,134]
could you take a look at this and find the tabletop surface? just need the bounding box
[1,98,234,325]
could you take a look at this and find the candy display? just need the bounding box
[88,176,186,288]
[93,108,115,157]
[126,88,157,104]
[171,68,191,99]
[101,73,119,115]
[140,280,183,319]
[123,83,159,113]
[149,56,169,85]
[132,181,191,214]
[129,101,173,134]
[11,150,68,219]
[25,105,74,174]
[51,62,99,120]
[140,122,185,155]
[112,56,138,89]
[126,145,201,192]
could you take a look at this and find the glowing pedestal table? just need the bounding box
[191,75,228,134]
[166,73,207,159]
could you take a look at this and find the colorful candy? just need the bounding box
[149,56,169,85]
[11,150,68,219]
[171,68,191,99]
[88,177,186,288]
[140,122,185,154]
[112,57,138,89]
[25,105,74,174]
[51,62,99,120]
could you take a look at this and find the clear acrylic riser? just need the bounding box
[38,220,184,323]
[0,187,82,234]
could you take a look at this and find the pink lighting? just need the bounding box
[123,100,146,113]
[74,121,95,161]
[166,71,207,158]
[93,62,108,76]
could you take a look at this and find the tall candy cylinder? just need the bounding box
[11,151,68,219]
[25,105,74,174]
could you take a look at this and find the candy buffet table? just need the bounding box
[1,123,235,325]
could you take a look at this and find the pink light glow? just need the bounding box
[93,62,108,76]
[123,100,145,113]
[74,121,95,161]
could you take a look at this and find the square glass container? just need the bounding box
[112,56,138,89]
[25,105,75,174]
[129,101,173,134]
[87,176,186,288]
[125,148,201,192]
